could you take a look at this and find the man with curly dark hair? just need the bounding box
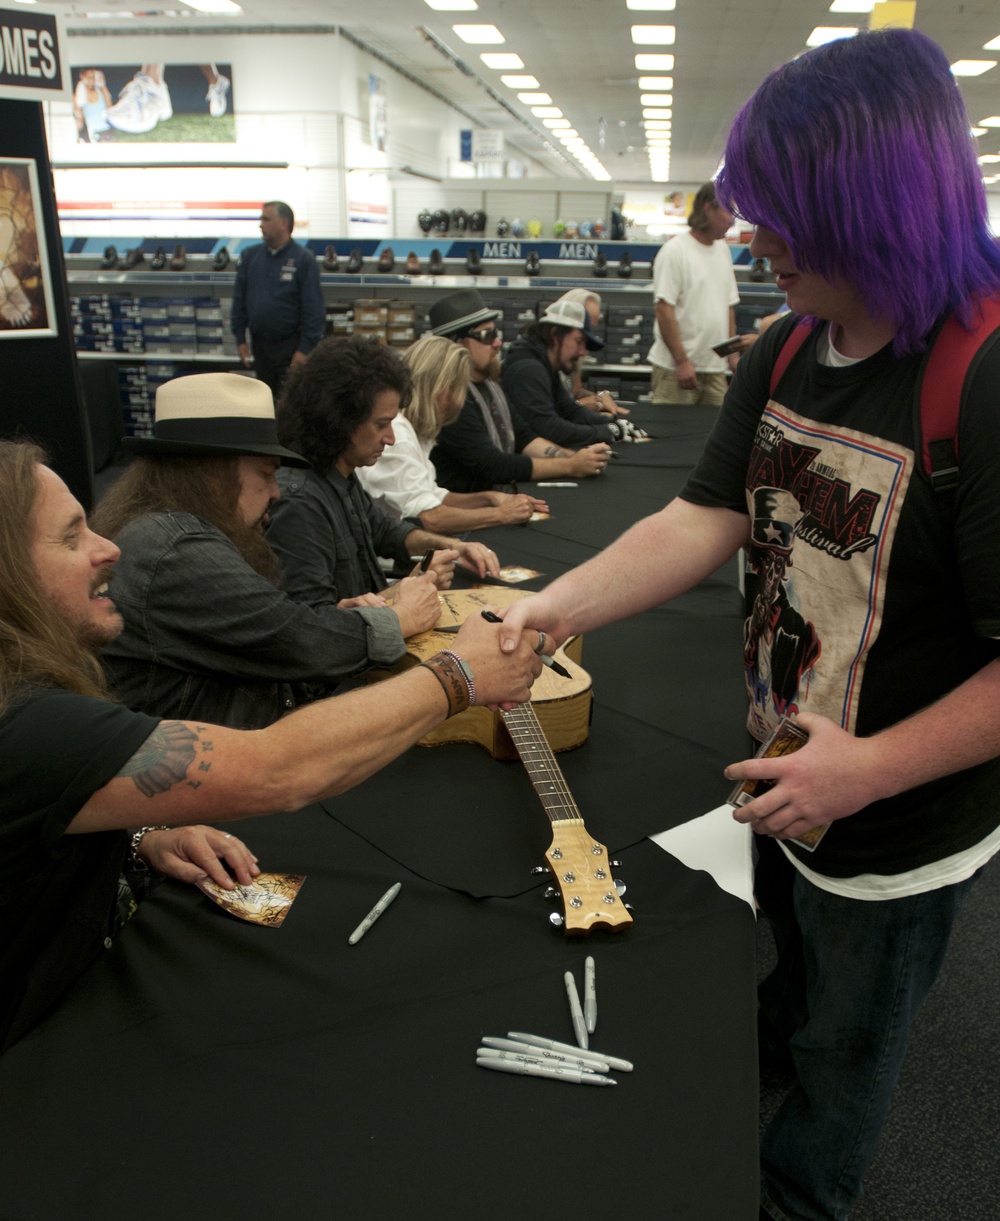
[268,335,500,618]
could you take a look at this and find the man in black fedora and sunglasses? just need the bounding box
[428,288,611,494]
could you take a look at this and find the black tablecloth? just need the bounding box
[0,402,760,1221]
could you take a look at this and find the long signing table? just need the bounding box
[0,405,760,1220]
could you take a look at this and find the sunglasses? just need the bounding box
[467,326,502,345]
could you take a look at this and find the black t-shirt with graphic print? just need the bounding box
[682,315,1000,877]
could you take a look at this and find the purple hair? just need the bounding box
[717,28,1000,355]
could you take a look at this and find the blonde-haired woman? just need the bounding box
[358,334,547,533]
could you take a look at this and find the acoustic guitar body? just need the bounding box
[377,587,591,757]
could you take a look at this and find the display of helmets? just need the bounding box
[418,209,433,233]
[552,218,566,237]
[563,219,578,238]
[431,208,450,233]
[592,218,605,237]
[450,208,468,231]
[509,216,525,237]
[578,220,593,238]
[469,209,487,233]
[610,206,626,241]
[526,218,542,238]
[496,217,510,237]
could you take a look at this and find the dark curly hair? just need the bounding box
[276,336,413,477]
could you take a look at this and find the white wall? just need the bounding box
[47,29,551,240]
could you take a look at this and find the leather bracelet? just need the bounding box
[420,651,474,717]
[129,825,170,871]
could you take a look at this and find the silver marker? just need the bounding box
[565,970,589,1049]
[476,1049,597,1075]
[477,1059,615,1086]
[508,1030,634,1072]
[347,882,401,944]
[535,481,578,488]
[480,1036,608,1072]
[584,955,597,1034]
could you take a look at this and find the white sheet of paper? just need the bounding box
[649,805,755,911]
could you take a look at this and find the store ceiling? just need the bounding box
[59,0,1000,189]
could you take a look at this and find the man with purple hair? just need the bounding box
[499,28,1000,1220]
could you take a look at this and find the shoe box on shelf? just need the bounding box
[350,299,421,348]
[71,294,145,354]
[115,361,180,438]
[387,300,416,348]
[353,298,388,343]
[603,304,654,365]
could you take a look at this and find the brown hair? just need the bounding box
[0,440,109,716]
[402,336,473,442]
[688,181,718,231]
[91,454,280,583]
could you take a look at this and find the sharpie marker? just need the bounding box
[348,882,401,944]
[477,1059,615,1087]
[536,482,578,488]
[508,1031,634,1072]
[480,1036,609,1072]
[476,1049,598,1075]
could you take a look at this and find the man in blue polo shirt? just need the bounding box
[231,200,325,398]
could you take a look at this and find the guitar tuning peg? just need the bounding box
[542,886,559,901]
[614,878,627,897]
[530,865,551,876]
[548,911,565,928]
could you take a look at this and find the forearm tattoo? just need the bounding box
[117,721,212,797]
[543,445,568,458]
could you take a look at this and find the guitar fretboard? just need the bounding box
[501,704,580,824]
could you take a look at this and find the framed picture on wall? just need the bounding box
[0,158,57,341]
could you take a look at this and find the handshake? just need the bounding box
[607,419,650,443]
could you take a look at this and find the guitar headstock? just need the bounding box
[545,820,633,935]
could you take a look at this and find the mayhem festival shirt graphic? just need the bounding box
[743,403,911,742]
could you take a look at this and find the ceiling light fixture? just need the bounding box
[643,108,672,119]
[951,60,997,77]
[640,94,672,105]
[543,118,570,128]
[828,0,873,10]
[179,0,243,10]
[517,92,551,104]
[985,36,1000,51]
[531,106,562,117]
[806,27,858,46]
[500,74,538,87]
[480,53,524,68]
[638,76,672,89]
[635,54,674,69]
[453,24,504,43]
[631,25,676,44]
[627,0,675,8]
[423,0,477,9]
[979,116,1000,127]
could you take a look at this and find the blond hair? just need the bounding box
[402,336,473,442]
[0,441,109,716]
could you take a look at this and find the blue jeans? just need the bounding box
[755,836,982,1221]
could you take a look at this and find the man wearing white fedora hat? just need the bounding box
[93,372,441,729]
[0,434,542,1051]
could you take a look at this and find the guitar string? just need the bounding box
[502,705,578,824]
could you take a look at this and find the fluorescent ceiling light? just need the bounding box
[635,54,674,69]
[978,153,1000,163]
[643,108,672,119]
[971,127,987,136]
[806,27,857,46]
[645,120,672,129]
[951,60,996,77]
[558,129,578,138]
[453,24,504,43]
[180,0,242,9]
[627,0,675,7]
[828,0,873,10]
[481,53,523,68]
[517,92,551,104]
[632,25,675,44]
[638,76,672,89]
[979,116,1000,127]
[983,35,1000,50]
[562,137,585,146]
[423,0,477,9]
[640,94,672,105]
[532,106,562,117]
[543,119,570,128]
[500,74,538,87]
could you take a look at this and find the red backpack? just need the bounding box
[767,299,1000,508]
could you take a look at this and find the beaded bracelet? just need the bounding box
[420,650,475,717]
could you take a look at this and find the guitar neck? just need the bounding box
[501,704,581,824]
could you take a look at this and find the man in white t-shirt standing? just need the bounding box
[648,181,742,405]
